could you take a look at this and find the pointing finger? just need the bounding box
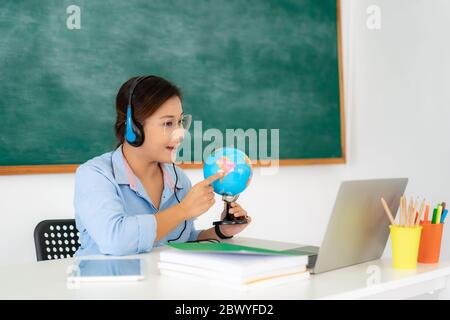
[201,172,223,186]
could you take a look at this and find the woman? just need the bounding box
[74,75,251,256]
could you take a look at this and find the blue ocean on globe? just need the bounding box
[203,147,253,196]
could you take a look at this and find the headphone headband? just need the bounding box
[128,76,152,107]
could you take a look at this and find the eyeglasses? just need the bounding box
[161,114,192,136]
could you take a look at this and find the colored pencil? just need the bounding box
[400,196,406,226]
[410,197,418,226]
[415,199,425,226]
[407,197,413,226]
[432,208,438,224]
[424,202,430,223]
[436,205,443,225]
[441,209,448,223]
[381,198,396,225]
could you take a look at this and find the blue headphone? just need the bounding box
[125,76,151,147]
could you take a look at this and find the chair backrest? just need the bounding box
[34,219,80,261]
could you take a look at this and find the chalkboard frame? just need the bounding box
[0,0,345,175]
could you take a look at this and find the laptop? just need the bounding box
[230,178,408,274]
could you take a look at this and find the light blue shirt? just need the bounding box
[73,145,201,256]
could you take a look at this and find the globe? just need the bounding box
[203,147,253,196]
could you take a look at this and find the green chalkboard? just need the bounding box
[0,0,344,173]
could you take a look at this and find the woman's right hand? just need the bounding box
[179,172,223,219]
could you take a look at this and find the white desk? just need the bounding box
[1,241,450,300]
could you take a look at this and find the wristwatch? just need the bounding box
[214,224,233,239]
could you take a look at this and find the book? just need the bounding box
[166,242,313,256]
[160,249,309,273]
[159,268,310,291]
[158,261,307,283]
[159,249,310,290]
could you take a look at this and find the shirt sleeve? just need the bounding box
[74,164,157,255]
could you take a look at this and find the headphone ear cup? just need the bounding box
[130,121,144,147]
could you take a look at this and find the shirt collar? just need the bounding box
[111,145,131,186]
[111,145,184,192]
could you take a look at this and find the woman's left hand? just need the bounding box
[218,202,252,237]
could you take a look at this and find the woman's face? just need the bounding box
[140,96,185,163]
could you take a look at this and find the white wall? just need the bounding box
[1,0,449,267]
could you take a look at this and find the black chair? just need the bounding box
[34,219,81,261]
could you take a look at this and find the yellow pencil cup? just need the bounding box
[390,225,423,269]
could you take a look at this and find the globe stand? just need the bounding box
[213,195,248,226]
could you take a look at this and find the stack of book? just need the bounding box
[158,249,310,290]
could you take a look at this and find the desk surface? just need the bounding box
[1,238,450,300]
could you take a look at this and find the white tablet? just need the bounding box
[67,258,145,282]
